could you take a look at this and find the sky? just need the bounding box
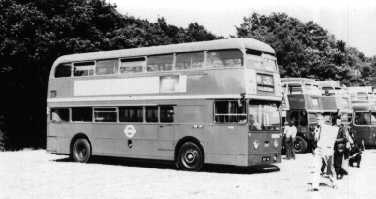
[109,0,376,56]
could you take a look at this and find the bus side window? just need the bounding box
[160,106,174,123]
[51,108,70,122]
[146,106,158,123]
[175,52,204,70]
[72,107,93,122]
[120,57,145,73]
[73,61,95,77]
[96,59,118,75]
[207,50,243,68]
[94,107,117,122]
[54,63,72,78]
[119,106,143,122]
[147,54,173,72]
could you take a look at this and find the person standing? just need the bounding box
[333,116,353,179]
[283,121,297,160]
[312,114,338,191]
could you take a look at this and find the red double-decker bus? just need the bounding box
[47,38,282,170]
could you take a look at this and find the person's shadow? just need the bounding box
[52,156,280,174]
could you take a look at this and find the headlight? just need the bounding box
[253,140,260,149]
[273,139,279,148]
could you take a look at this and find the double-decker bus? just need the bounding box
[281,78,323,153]
[349,86,376,148]
[47,38,282,171]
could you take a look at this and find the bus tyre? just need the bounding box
[72,138,91,163]
[176,142,203,171]
[294,136,308,154]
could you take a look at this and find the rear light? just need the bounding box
[253,140,260,149]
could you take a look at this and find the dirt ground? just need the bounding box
[0,149,375,199]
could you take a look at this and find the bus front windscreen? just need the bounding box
[248,102,280,131]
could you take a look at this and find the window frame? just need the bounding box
[54,63,73,78]
[93,107,118,123]
[71,107,94,123]
[119,57,146,74]
[206,49,244,68]
[354,111,371,126]
[118,106,144,123]
[50,107,71,123]
[175,51,205,70]
[73,61,96,77]
[95,59,119,76]
[146,54,174,72]
[213,100,247,124]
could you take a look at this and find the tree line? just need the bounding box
[0,0,374,149]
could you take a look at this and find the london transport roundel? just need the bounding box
[124,125,136,138]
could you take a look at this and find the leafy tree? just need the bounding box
[0,0,217,149]
[236,12,369,85]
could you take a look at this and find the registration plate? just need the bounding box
[271,134,281,139]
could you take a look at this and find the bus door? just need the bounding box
[156,105,175,157]
[353,111,371,146]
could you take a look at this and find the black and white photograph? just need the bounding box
[1,0,376,198]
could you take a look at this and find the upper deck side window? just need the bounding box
[146,54,173,72]
[207,50,243,68]
[120,57,146,73]
[73,61,95,77]
[54,63,72,78]
[96,59,118,75]
[175,51,204,70]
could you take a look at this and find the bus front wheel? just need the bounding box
[72,138,91,163]
[294,136,308,154]
[176,141,203,171]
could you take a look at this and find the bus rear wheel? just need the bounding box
[294,136,308,154]
[176,141,203,171]
[72,138,91,163]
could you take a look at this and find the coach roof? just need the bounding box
[53,38,275,65]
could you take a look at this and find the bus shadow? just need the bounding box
[52,156,280,174]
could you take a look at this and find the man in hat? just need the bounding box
[311,114,338,191]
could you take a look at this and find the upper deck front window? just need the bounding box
[246,49,277,71]
[207,50,243,68]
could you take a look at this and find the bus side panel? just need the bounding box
[206,125,249,166]
[47,123,94,155]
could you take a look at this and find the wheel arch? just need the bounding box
[70,133,92,155]
[174,136,204,162]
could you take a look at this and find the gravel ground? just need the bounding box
[1,149,375,199]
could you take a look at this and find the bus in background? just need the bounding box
[349,86,376,148]
[317,81,353,126]
[281,78,322,153]
[47,38,283,171]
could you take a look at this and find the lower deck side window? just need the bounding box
[94,107,117,122]
[51,108,70,122]
[72,107,93,122]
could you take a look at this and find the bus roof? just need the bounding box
[53,38,275,65]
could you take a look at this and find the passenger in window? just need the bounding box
[51,110,62,122]
[249,114,261,130]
